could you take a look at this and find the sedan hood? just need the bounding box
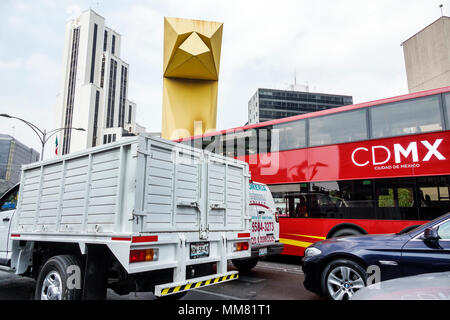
[312,233,411,252]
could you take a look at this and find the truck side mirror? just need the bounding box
[423,227,440,241]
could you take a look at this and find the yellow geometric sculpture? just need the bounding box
[161,17,223,140]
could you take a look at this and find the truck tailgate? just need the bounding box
[134,137,250,235]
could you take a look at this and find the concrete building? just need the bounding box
[56,9,145,155]
[248,86,353,124]
[0,134,39,194]
[402,16,450,93]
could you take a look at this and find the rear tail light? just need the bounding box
[233,242,249,252]
[129,248,159,263]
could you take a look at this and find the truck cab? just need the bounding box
[0,184,18,267]
[232,182,284,272]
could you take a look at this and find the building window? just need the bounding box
[100,56,105,88]
[112,35,116,55]
[371,95,442,139]
[92,90,100,147]
[128,105,132,123]
[118,65,127,127]
[62,27,80,155]
[103,135,107,144]
[103,30,108,51]
[309,109,367,147]
[90,23,98,84]
[106,59,117,128]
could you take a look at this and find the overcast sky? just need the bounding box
[0,0,447,158]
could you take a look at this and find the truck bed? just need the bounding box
[13,135,250,239]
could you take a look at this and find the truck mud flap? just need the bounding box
[154,271,239,297]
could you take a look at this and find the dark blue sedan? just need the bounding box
[302,212,450,300]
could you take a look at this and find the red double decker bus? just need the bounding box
[177,86,450,256]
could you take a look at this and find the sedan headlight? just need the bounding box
[304,247,322,258]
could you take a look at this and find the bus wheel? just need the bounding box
[35,255,83,300]
[329,228,362,239]
[321,259,366,300]
[231,258,258,273]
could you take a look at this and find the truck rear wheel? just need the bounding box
[35,255,83,300]
[231,258,258,273]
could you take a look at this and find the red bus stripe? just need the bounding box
[10,234,20,238]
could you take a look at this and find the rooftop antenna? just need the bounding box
[440,4,444,17]
[294,69,297,85]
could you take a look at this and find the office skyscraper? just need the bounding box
[0,134,39,194]
[248,86,353,124]
[56,9,145,155]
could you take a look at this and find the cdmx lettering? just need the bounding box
[351,139,446,167]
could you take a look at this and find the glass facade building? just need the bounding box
[0,134,39,195]
[248,88,353,124]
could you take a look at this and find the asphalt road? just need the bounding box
[0,258,321,300]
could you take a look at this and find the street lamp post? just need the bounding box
[0,113,85,161]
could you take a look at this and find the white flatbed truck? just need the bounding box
[0,135,251,299]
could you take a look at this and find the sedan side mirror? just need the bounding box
[423,227,440,241]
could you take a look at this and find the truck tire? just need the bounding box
[329,228,362,239]
[320,258,367,300]
[231,258,258,273]
[35,255,83,300]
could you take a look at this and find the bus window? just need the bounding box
[202,135,219,154]
[375,178,418,220]
[309,109,367,147]
[272,119,306,151]
[309,180,375,219]
[268,184,307,218]
[256,126,272,154]
[371,95,442,139]
[219,133,237,157]
[445,93,450,129]
[235,129,257,156]
[417,175,450,220]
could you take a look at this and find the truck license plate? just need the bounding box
[259,248,268,256]
[190,242,209,259]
